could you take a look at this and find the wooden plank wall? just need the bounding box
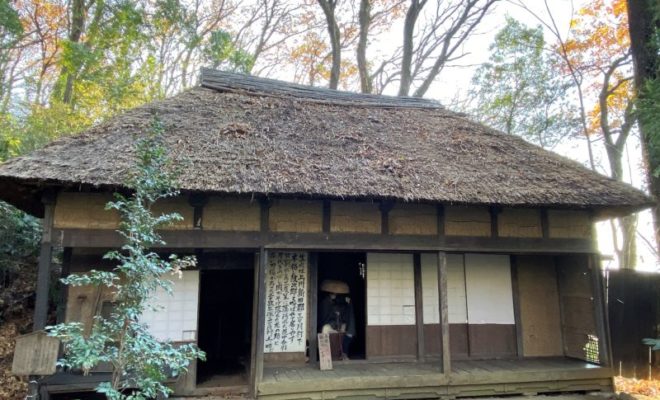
[608,269,660,378]
[516,256,563,357]
[556,254,599,362]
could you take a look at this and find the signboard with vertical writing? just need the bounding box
[264,252,308,353]
[318,332,333,370]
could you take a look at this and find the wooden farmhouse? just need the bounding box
[0,70,653,399]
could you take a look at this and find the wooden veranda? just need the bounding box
[256,358,612,400]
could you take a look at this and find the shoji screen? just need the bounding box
[141,270,200,342]
[366,253,416,357]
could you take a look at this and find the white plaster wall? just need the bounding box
[140,270,199,342]
[421,253,439,324]
[367,253,416,326]
[464,254,514,324]
[421,253,467,324]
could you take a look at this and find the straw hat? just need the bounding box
[320,279,350,294]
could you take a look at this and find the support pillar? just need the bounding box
[590,254,612,367]
[252,247,268,396]
[308,253,319,365]
[413,253,425,361]
[34,192,56,331]
[437,251,451,373]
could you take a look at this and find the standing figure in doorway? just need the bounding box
[319,279,355,360]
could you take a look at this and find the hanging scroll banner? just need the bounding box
[264,252,308,353]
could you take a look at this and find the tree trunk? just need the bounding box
[398,0,425,96]
[61,0,86,105]
[357,0,372,93]
[317,0,341,89]
[627,0,660,252]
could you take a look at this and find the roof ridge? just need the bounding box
[200,68,444,109]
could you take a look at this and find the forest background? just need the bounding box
[0,0,659,272]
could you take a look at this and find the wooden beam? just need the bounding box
[589,254,611,367]
[510,256,524,358]
[437,252,451,374]
[308,253,319,365]
[52,229,597,254]
[413,253,425,361]
[322,200,331,233]
[34,192,56,331]
[253,247,268,395]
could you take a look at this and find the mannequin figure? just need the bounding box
[318,280,355,360]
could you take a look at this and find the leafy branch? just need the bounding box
[47,117,204,400]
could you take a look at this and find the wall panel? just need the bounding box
[464,253,516,358]
[366,253,416,358]
[498,208,542,238]
[548,210,591,239]
[203,197,260,231]
[517,256,563,357]
[388,204,437,235]
[330,201,381,233]
[269,200,323,233]
[556,254,599,362]
[141,271,199,342]
[444,206,491,237]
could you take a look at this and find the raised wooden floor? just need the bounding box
[259,358,613,400]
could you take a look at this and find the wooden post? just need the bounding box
[489,206,500,238]
[252,247,268,396]
[308,253,319,365]
[437,251,451,373]
[510,256,524,358]
[188,193,207,229]
[260,198,271,237]
[34,192,56,331]
[436,204,445,238]
[413,253,425,361]
[322,200,331,234]
[589,254,611,367]
[56,248,72,324]
[379,200,393,235]
[540,208,550,239]
[249,253,260,397]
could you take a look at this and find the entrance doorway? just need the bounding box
[317,252,367,360]
[197,253,254,387]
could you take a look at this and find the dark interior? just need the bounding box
[317,252,367,360]
[197,255,254,386]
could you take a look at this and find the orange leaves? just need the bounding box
[615,376,660,398]
[562,0,634,137]
[564,0,630,69]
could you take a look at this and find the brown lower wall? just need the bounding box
[423,323,516,359]
[366,325,417,358]
[468,324,517,359]
[424,323,514,359]
[424,324,469,359]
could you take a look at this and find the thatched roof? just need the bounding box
[0,70,652,217]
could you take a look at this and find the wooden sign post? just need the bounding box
[317,333,333,371]
[12,331,59,376]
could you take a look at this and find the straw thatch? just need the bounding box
[0,70,652,217]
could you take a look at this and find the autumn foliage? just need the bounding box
[615,376,660,398]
